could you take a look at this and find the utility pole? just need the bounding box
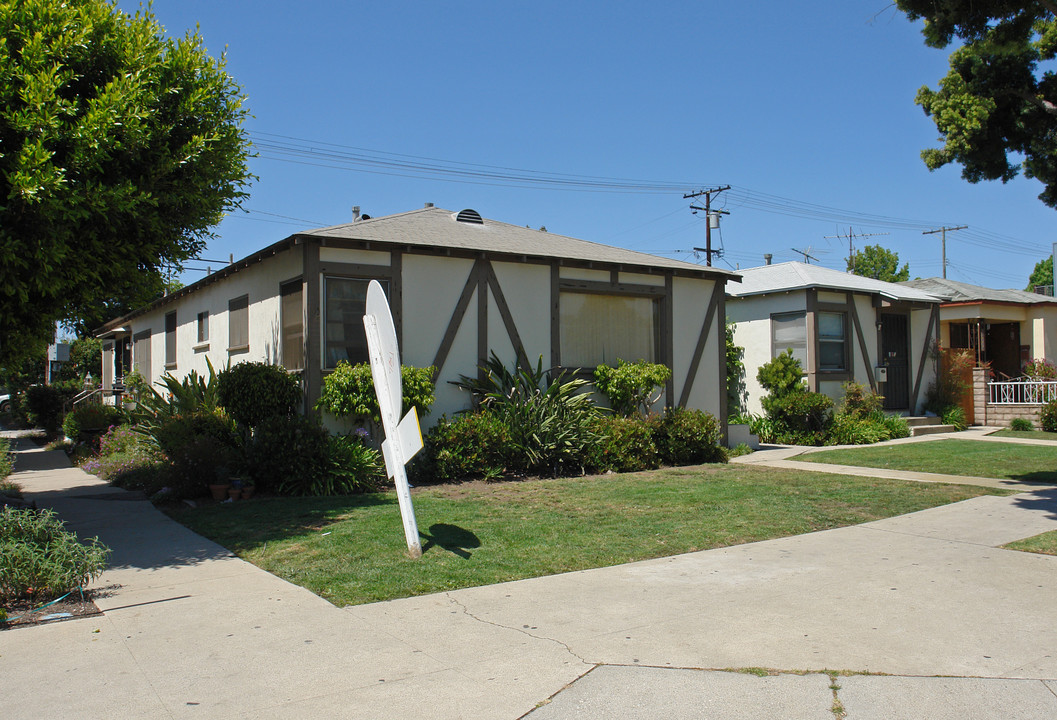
[922,225,967,279]
[823,227,889,273]
[685,186,730,266]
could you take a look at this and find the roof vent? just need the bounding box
[454,208,484,225]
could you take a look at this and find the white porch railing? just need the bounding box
[988,379,1057,405]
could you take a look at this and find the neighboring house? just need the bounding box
[901,277,1057,378]
[97,205,737,430]
[727,262,941,415]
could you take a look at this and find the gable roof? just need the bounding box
[301,206,737,277]
[727,261,940,303]
[901,277,1057,306]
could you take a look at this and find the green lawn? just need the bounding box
[167,464,1007,606]
[991,429,1057,441]
[800,439,1057,483]
[1005,530,1057,556]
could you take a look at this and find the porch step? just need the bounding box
[910,423,957,437]
[903,416,942,428]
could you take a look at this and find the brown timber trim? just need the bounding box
[849,293,876,390]
[806,289,819,392]
[717,287,728,443]
[558,278,667,297]
[678,281,721,408]
[484,263,530,369]
[303,240,322,412]
[431,259,483,382]
[911,304,939,412]
[550,264,561,369]
[664,274,675,408]
[390,250,403,348]
[316,260,393,279]
[478,261,488,377]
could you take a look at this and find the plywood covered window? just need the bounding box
[133,330,151,379]
[228,295,249,353]
[560,292,658,368]
[164,311,177,368]
[771,311,807,368]
[324,277,388,369]
[281,280,304,371]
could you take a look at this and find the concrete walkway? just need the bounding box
[2,434,1057,719]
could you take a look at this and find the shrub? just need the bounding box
[0,506,110,601]
[0,440,12,481]
[882,415,911,439]
[656,407,726,465]
[585,415,660,473]
[728,443,753,458]
[1010,417,1034,431]
[62,403,125,443]
[827,414,890,446]
[320,434,386,495]
[457,354,600,476]
[767,391,834,445]
[1038,400,1057,432]
[592,359,671,416]
[146,414,240,497]
[23,384,64,433]
[246,414,330,495]
[924,347,973,415]
[425,412,513,482]
[217,362,302,428]
[838,382,884,419]
[758,349,806,407]
[80,425,167,494]
[133,361,223,427]
[941,404,968,431]
[1023,358,1057,379]
[316,361,436,422]
[726,321,747,418]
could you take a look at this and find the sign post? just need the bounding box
[363,280,424,558]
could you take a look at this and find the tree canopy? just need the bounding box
[897,1,1057,208]
[847,244,910,282]
[0,0,252,364]
[1027,255,1054,291]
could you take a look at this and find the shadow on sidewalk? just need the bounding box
[1012,487,1057,520]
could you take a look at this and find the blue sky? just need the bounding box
[122,1,1056,289]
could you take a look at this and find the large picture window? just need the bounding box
[771,311,807,368]
[817,311,847,371]
[281,281,304,371]
[560,292,658,368]
[324,277,388,369]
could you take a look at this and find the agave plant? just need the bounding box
[456,353,600,475]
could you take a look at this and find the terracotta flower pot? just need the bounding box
[209,483,230,501]
[241,487,255,500]
[228,488,241,501]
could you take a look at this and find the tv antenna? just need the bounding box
[791,247,820,264]
[823,227,890,272]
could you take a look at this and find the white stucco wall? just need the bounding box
[727,292,807,416]
[671,276,722,418]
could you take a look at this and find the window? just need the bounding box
[281,281,304,371]
[324,277,386,368]
[228,295,249,353]
[197,311,209,344]
[164,312,177,368]
[817,311,846,371]
[560,292,659,367]
[772,312,807,368]
[133,330,151,379]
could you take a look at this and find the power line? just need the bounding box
[923,225,967,279]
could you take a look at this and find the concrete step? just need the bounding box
[903,416,942,428]
[910,423,957,437]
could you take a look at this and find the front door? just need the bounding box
[880,313,909,411]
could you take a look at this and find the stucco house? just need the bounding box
[726,262,941,415]
[901,277,1057,378]
[96,205,737,430]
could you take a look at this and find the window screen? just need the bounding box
[228,295,249,351]
[772,312,807,368]
[281,281,304,371]
[324,277,387,368]
[818,311,846,371]
[560,292,658,368]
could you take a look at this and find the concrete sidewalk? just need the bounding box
[2,437,1057,718]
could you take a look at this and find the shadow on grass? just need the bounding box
[420,523,481,559]
[1008,471,1057,484]
[1012,487,1057,520]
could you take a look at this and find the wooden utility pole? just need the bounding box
[685,186,730,266]
[824,227,889,272]
[922,225,967,279]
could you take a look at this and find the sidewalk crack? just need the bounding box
[446,594,592,667]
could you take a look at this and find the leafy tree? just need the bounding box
[847,245,910,282]
[0,0,252,364]
[897,1,1057,208]
[725,321,746,417]
[1027,256,1054,292]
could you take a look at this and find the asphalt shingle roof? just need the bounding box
[302,206,737,276]
[901,277,1057,305]
[727,261,940,303]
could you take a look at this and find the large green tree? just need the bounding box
[897,1,1057,208]
[1027,255,1054,290]
[0,0,252,364]
[847,244,910,282]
